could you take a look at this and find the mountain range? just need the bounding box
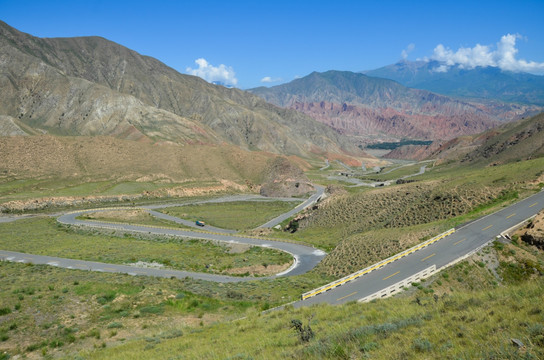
[0,21,358,158]
[2,20,544,160]
[249,70,541,141]
[365,60,544,106]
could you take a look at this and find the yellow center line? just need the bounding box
[454,238,466,246]
[383,271,400,281]
[302,228,456,299]
[482,225,493,231]
[529,202,538,208]
[337,291,358,302]
[506,213,516,219]
[421,253,436,262]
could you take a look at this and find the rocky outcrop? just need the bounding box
[519,212,544,250]
[290,100,495,140]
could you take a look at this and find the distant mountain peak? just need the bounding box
[365,60,544,105]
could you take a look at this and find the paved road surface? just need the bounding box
[259,185,325,228]
[0,189,326,282]
[2,186,543,305]
[294,189,544,307]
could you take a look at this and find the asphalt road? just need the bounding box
[0,189,326,282]
[326,162,430,188]
[259,185,325,228]
[2,186,543,305]
[294,189,544,307]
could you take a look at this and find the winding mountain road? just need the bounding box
[0,188,326,282]
[1,185,542,308]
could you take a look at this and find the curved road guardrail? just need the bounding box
[295,189,544,307]
[301,228,455,300]
[358,265,437,303]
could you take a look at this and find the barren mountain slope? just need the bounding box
[250,71,539,141]
[384,112,544,164]
[461,112,544,164]
[0,135,272,184]
[0,21,359,157]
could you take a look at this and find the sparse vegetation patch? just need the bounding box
[0,217,292,275]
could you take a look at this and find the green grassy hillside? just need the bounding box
[76,238,544,359]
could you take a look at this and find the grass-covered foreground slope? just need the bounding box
[0,259,329,359]
[2,113,544,359]
[77,238,544,360]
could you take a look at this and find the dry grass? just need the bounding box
[0,135,274,206]
[317,224,442,277]
[303,181,501,236]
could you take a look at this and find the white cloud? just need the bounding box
[429,34,544,74]
[432,64,449,73]
[260,76,282,83]
[186,58,238,87]
[401,43,415,59]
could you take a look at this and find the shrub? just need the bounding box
[291,317,314,343]
[0,308,11,316]
[49,339,63,348]
[66,334,76,343]
[159,329,183,339]
[360,341,379,353]
[226,290,243,300]
[140,305,164,315]
[26,343,41,352]
[493,241,504,251]
[88,329,100,339]
[413,338,432,352]
[107,322,123,329]
[97,291,116,305]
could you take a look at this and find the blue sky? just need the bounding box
[1,0,543,88]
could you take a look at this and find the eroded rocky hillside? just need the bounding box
[0,21,359,158]
[250,70,540,141]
